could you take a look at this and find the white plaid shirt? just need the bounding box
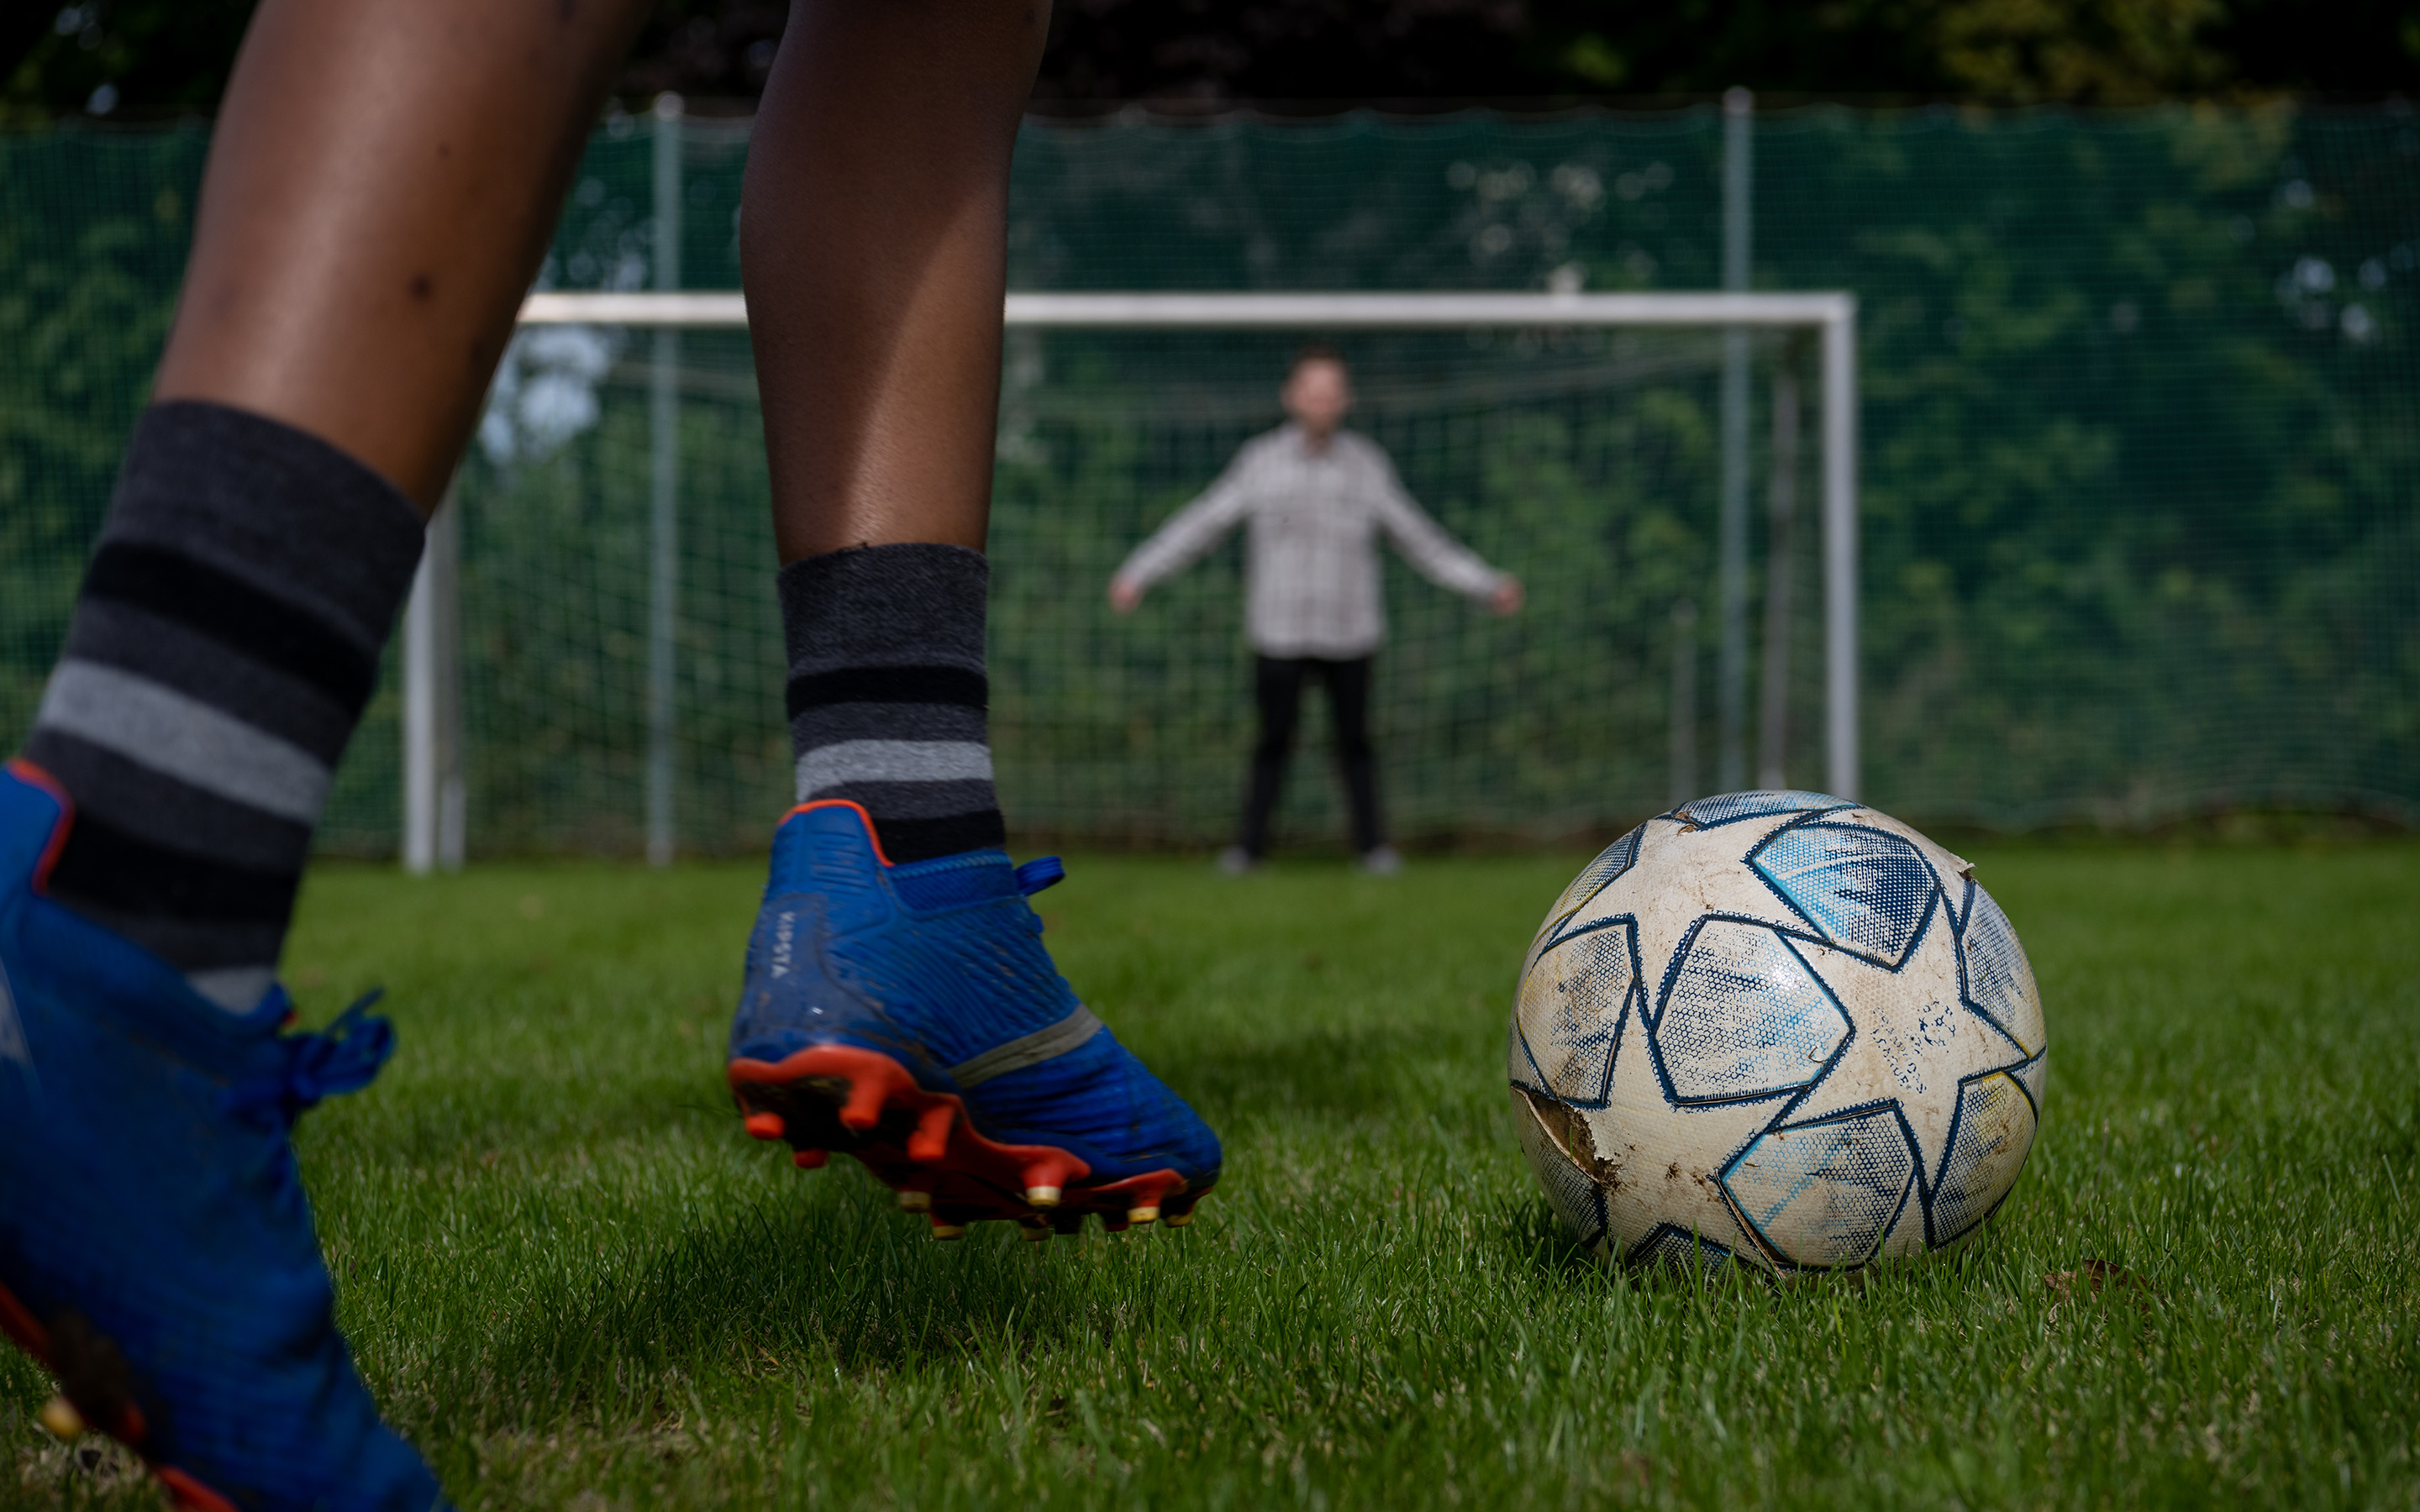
[1115,423,1507,659]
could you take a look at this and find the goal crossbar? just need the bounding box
[517,289,1852,331]
[406,289,1860,867]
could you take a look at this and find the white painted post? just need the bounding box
[1717,86,1754,794]
[646,92,682,868]
[1822,302,1860,801]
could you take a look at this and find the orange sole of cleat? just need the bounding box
[792,1148,826,1169]
[908,1103,955,1163]
[0,1278,234,1512]
[732,1045,1202,1226]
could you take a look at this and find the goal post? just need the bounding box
[403,289,1858,864]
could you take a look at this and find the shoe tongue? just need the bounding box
[890,850,1018,912]
[97,967,296,1083]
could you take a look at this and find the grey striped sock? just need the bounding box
[778,544,1006,864]
[22,402,424,1011]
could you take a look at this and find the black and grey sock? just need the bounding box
[778,543,1005,864]
[23,402,424,1011]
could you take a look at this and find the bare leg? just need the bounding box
[153,0,652,513]
[5,8,663,1504]
[744,0,1050,562]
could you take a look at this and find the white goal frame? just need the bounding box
[404,290,1858,867]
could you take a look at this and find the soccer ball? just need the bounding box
[1509,790,2047,1277]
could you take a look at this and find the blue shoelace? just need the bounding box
[220,990,397,1126]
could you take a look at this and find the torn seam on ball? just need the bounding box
[1521,1089,1623,1189]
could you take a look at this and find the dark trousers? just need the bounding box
[1239,655,1383,858]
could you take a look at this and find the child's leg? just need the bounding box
[3,3,648,1506]
[744,0,1043,561]
[750,0,1036,863]
[726,0,1221,1234]
[30,0,650,1011]
[155,0,651,508]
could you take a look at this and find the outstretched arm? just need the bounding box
[1107,452,1255,612]
[1370,457,1523,615]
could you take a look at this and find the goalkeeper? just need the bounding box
[1110,345,1523,874]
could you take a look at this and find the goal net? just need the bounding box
[397,291,1854,862]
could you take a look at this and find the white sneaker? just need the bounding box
[1218,846,1257,876]
[1358,844,1403,877]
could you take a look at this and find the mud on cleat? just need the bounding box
[725,800,1222,1230]
[0,762,445,1512]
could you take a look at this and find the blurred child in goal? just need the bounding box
[1110,345,1523,874]
[0,2,1219,1506]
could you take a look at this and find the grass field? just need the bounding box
[7,841,2417,1509]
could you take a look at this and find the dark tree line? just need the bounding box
[5,0,2416,124]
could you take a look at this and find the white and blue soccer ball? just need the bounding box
[1510,791,2047,1276]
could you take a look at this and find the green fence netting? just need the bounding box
[3,105,2415,855]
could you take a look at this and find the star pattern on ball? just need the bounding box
[1778,893,2032,1196]
[1585,986,1800,1262]
[1620,813,1843,991]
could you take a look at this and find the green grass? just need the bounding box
[8,843,2419,1509]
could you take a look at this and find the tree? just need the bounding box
[4,0,2415,122]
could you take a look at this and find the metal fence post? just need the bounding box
[1759,349,1800,791]
[1670,599,1699,808]
[402,486,463,873]
[646,92,682,867]
[1822,301,1860,801]
[1717,85,1754,794]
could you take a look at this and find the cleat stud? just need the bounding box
[1126,1205,1160,1226]
[908,1103,955,1163]
[792,1148,827,1169]
[897,1189,933,1212]
[38,1396,83,1441]
[929,1218,967,1242]
[1019,1152,1083,1208]
[1163,1210,1194,1228]
[1018,1221,1052,1243]
[743,1111,786,1141]
[1102,1218,1132,1234]
[839,1068,894,1131]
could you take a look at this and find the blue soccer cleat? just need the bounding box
[0,760,444,1512]
[726,801,1222,1238]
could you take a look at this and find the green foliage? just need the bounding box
[9,843,2413,1506]
[0,3,257,125]
[0,124,199,760]
[6,0,2416,123]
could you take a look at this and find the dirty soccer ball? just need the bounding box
[1509,791,2048,1277]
